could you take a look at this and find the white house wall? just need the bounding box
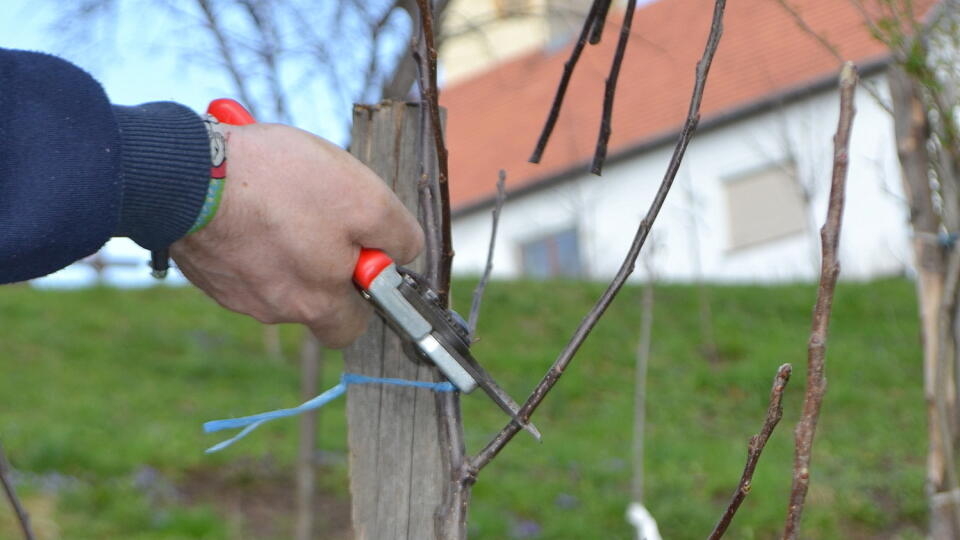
[450,72,912,282]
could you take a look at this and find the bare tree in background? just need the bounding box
[626,239,663,540]
[52,0,453,130]
[775,1,960,535]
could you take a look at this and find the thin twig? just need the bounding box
[410,2,470,535]
[413,40,441,288]
[782,62,858,540]
[468,170,507,339]
[435,378,470,538]
[591,0,637,175]
[632,239,657,503]
[773,0,891,115]
[588,0,613,44]
[237,0,290,123]
[0,442,34,540]
[294,333,320,540]
[529,0,605,164]
[415,0,453,304]
[709,364,792,540]
[194,0,260,119]
[469,0,728,475]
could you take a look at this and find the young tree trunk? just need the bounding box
[295,332,321,540]
[343,100,467,540]
[888,66,960,539]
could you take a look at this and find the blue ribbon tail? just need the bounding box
[202,372,456,454]
[203,379,348,453]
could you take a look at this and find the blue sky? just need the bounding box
[0,1,354,143]
[2,3,222,119]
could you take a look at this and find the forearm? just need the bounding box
[0,48,210,283]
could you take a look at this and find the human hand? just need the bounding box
[171,123,424,348]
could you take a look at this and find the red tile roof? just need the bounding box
[440,0,937,211]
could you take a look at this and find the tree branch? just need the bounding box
[415,0,453,305]
[414,39,442,288]
[591,0,637,175]
[588,0,612,45]
[467,170,507,340]
[237,0,290,123]
[0,442,34,540]
[708,364,792,540]
[408,3,470,536]
[194,0,260,119]
[782,61,858,540]
[632,240,658,503]
[528,0,606,164]
[469,0,728,475]
[773,0,891,115]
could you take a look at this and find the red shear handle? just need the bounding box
[353,248,393,290]
[207,98,256,125]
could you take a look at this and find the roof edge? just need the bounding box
[452,54,891,218]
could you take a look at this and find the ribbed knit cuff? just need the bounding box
[112,102,210,250]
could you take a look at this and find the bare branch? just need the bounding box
[410,3,470,535]
[632,239,657,503]
[194,0,260,118]
[782,62,858,540]
[468,170,507,339]
[294,333,321,540]
[357,5,395,104]
[470,0,728,475]
[443,6,535,40]
[0,442,34,540]
[529,0,605,164]
[414,38,442,287]
[237,0,290,123]
[591,0,637,175]
[415,0,453,304]
[773,0,891,115]
[709,364,792,540]
[588,0,613,44]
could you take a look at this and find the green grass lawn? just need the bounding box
[0,277,927,539]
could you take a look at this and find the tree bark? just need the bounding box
[343,100,466,540]
[888,66,960,539]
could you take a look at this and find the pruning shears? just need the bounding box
[206,99,541,442]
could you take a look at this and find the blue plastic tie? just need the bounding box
[203,373,456,453]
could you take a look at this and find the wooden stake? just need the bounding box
[344,100,465,540]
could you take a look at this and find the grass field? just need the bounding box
[0,277,928,539]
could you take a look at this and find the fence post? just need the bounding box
[344,100,463,539]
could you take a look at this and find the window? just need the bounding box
[520,228,582,278]
[723,163,807,250]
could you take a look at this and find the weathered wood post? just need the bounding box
[344,100,466,540]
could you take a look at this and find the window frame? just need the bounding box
[518,226,584,279]
[721,160,808,252]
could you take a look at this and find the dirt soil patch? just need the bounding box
[179,458,353,539]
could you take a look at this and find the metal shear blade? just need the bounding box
[396,270,542,442]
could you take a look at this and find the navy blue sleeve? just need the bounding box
[0,48,210,284]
